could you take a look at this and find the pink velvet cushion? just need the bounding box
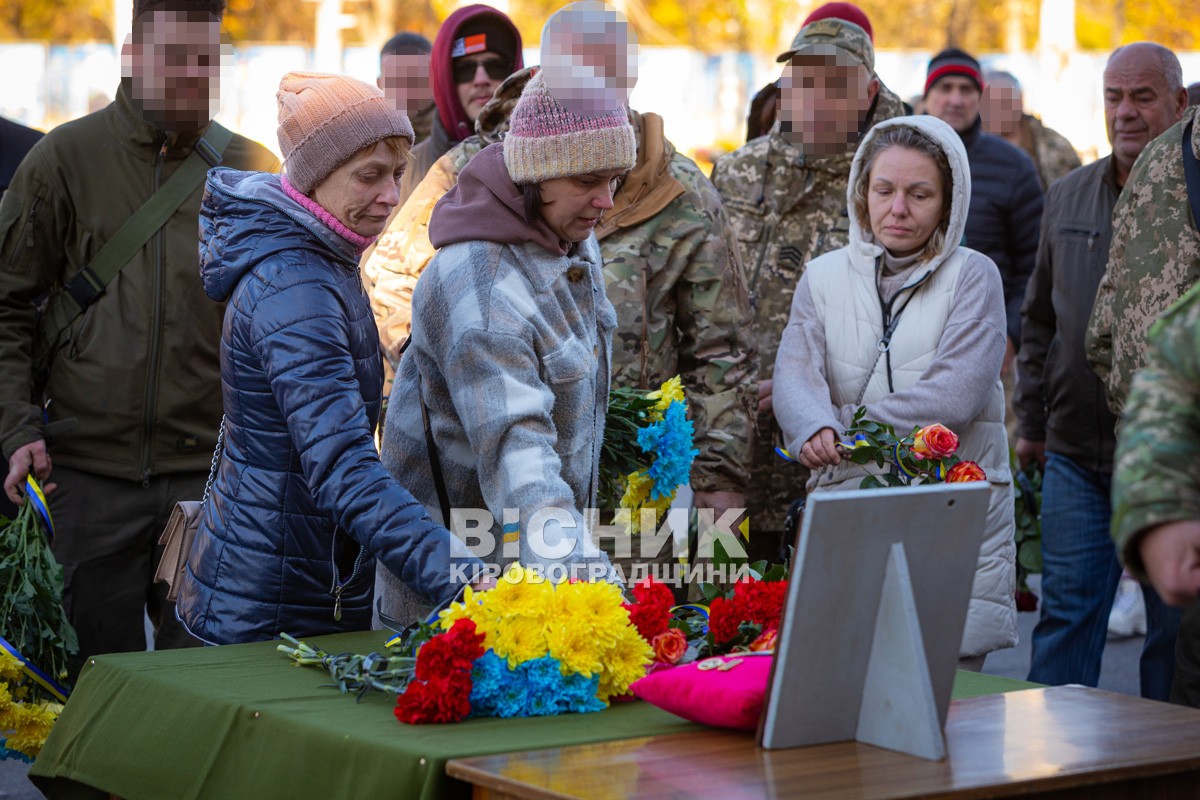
[630,654,773,730]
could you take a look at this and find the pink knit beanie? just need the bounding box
[277,71,415,194]
[502,69,635,184]
[503,1,636,185]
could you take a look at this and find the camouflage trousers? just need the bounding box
[744,414,808,565]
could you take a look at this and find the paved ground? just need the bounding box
[0,577,1150,798]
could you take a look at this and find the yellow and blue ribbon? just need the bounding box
[670,603,710,619]
[777,434,868,464]
[892,444,921,479]
[23,476,54,544]
[0,636,69,703]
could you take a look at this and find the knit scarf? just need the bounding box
[281,175,376,255]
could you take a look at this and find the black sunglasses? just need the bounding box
[453,57,510,83]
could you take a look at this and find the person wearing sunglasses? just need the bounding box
[396,4,523,211]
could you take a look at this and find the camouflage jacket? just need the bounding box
[1111,281,1200,582]
[1021,114,1082,192]
[1086,106,1200,416]
[364,111,758,493]
[709,84,907,533]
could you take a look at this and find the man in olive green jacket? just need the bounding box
[0,0,277,670]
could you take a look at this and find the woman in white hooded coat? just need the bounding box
[773,115,1017,666]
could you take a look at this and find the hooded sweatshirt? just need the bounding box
[428,142,565,255]
[377,142,619,627]
[395,5,524,209]
[773,115,1017,657]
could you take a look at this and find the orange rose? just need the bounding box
[912,424,959,459]
[652,629,688,664]
[749,627,777,652]
[946,460,987,482]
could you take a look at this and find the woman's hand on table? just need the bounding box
[797,427,845,470]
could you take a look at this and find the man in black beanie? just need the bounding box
[925,47,1044,383]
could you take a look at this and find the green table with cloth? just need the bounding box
[28,630,1037,800]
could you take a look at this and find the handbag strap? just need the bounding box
[418,378,452,526]
[1184,119,1200,233]
[200,415,225,507]
[37,123,235,349]
[399,335,452,525]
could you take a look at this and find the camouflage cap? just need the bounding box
[776,18,874,73]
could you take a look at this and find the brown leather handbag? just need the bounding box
[154,417,224,601]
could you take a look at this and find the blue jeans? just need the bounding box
[1027,453,1180,699]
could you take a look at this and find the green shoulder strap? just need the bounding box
[37,121,235,349]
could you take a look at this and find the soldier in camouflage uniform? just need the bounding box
[1086,105,1196,417]
[1112,284,1200,706]
[982,71,1081,192]
[364,67,758,531]
[709,17,905,558]
[1113,283,1200,599]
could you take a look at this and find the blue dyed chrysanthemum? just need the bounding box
[637,401,699,500]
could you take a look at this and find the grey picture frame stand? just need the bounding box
[758,481,992,761]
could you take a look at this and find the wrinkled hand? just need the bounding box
[1138,520,1200,607]
[758,379,773,417]
[4,439,56,505]
[1014,438,1046,470]
[798,427,844,471]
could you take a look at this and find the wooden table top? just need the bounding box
[446,686,1200,799]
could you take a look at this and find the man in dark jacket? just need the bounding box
[0,0,277,671]
[924,48,1044,376]
[1016,43,1187,700]
[395,4,522,208]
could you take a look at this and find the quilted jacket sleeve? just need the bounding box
[250,266,482,606]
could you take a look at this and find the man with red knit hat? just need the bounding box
[396,4,523,208]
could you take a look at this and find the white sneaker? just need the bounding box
[1108,576,1147,639]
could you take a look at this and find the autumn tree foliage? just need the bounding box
[0,0,1195,53]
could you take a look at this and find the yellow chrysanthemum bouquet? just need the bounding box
[281,565,653,724]
[600,376,699,533]
[0,650,63,760]
[436,564,652,712]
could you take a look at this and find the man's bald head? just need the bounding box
[1103,41,1188,185]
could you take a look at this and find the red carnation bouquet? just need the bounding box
[623,559,788,665]
[393,619,486,725]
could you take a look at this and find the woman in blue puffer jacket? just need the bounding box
[176,72,484,645]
